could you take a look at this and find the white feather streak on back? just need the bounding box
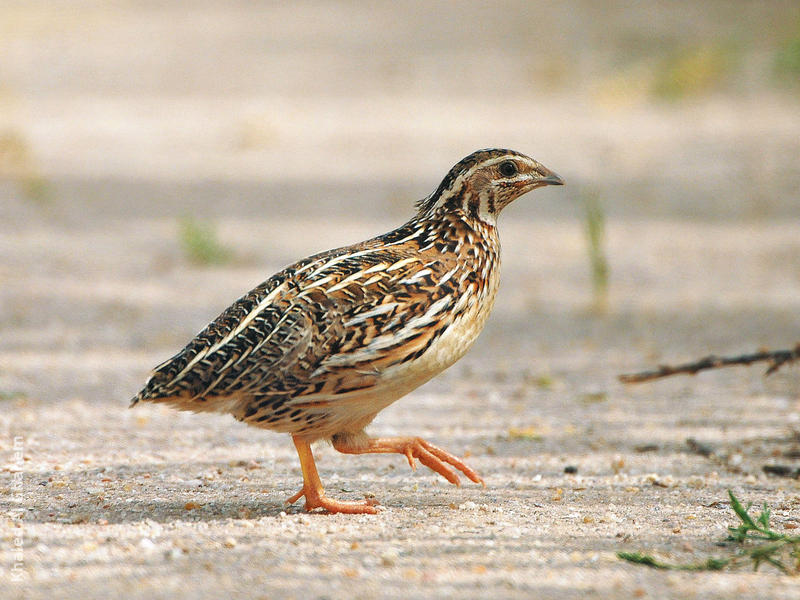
[316,295,453,372]
[361,274,383,286]
[342,302,400,328]
[299,274,334,291]
[385,257,419,271]
[168,281,288,384]
[301,230,425,281]
[398,268,433,285]
[321,268,369,294]
[438,266,459,286]
[363,262,389,274]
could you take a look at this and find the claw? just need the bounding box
[286,488,305,505]
[404,447,417,470]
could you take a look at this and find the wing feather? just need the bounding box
[132,237,461,414]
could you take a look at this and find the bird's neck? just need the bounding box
[399,210,500,265]
[417,185,500,228]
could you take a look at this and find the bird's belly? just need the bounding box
[306,305,493,437]
[398,305,487,379]
[373,281,499,400]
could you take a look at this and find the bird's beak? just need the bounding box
[539,171,565,186]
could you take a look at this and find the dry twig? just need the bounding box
[619,344,800,384]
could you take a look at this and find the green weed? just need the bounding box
[651,43,739,101]
[178,217,233,266]
[581,188,609,314]
[774,31,800,83]
[619,490,800,574]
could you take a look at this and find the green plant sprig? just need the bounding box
[179,216,234,266]
[580,188,609,314]
[618,490,800,574]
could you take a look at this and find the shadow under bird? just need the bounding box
[131,148,564,514]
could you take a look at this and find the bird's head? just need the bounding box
[416,148,564,225]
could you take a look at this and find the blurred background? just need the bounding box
[1,0,799,402]
[3,4,800,595]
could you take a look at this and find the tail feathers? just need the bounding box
[130,387,243,416]
[130,356,185,407]
[130,348,239,413]
[129,387,168,407]
[130,341,198,405]
[130,375,179,408]
[131,394,188,407]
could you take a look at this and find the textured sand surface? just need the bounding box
[2,2,800,599]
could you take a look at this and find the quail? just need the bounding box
[132,148,564,513]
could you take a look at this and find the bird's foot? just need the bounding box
[289,434,380,514]
[334,436,484,487]
[285,486,379,514]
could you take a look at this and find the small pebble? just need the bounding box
[381,549,399,566]
[687,476,705,489]
[139,538,156,552]
[634,444,659,453]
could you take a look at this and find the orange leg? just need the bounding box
[286,435,379,514]
[332,435,484,487]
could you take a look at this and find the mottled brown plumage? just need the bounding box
[132,148,564,513]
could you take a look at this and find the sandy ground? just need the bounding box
[2,2,800,599]
[3,189,800,600]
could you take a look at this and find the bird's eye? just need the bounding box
[499,161,517,177]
